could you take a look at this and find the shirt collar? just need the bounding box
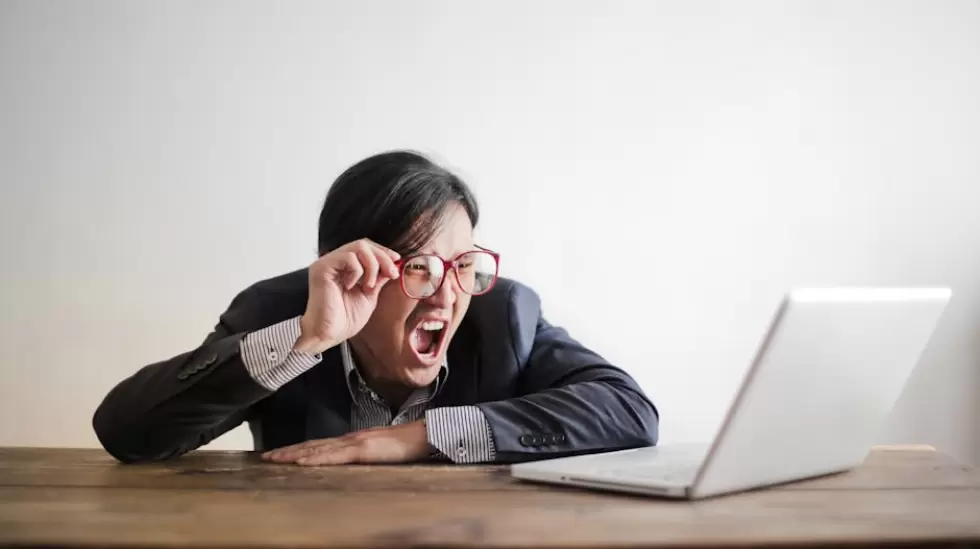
[339,340,448,402]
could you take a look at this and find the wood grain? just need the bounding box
[1,446,976,492]
[1,447,978,548]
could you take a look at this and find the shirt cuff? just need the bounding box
[240,317,321,391]
[425,406,496,464]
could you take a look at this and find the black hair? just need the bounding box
[317,151,480,256]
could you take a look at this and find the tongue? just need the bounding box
[412,328,435,353]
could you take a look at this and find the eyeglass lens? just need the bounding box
[401,251,497,299]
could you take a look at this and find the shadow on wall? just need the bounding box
[972,333,980,466]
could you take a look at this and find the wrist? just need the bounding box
[293,316,339,354]
[404,420,431,460]
[292,334,339,354]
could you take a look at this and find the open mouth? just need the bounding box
[409,319,448,361]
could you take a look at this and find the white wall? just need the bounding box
[1,0,978,465]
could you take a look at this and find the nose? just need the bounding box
[424,270,459,308]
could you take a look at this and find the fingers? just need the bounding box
[341,251,364,290]
[341,239,400,290]
[297,444,360,466]
[262,435,362,466]
[263,438,341,462]
[262,438,334,461]
[373,245,400,280]
[371,242,401,263]
[261,423,427,467]
[354,244,380,288]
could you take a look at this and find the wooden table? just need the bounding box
[1,446,979,548]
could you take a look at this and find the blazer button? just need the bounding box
[519,435,533,447]
[202,354,218,366]
[177,371,189,380]
[531,435,544,446]
[556,434,566,443]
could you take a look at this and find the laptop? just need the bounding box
[511,287,952,499]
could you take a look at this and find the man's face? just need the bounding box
[351,203,475,389]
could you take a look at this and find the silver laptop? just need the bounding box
[511,287,951,499]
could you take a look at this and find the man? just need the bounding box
[93,151,659,465]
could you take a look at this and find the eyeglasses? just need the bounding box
[394,247,500,300]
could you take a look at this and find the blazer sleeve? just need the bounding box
[475,285,660,463]
[92,290,274,463]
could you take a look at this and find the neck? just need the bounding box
[347,338,414,409]
[367,379,413,411]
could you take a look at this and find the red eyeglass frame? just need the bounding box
[393,246,500,299]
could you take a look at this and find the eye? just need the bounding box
[404,261,431,274]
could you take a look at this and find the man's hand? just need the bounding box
[294,239,401,355]
[261,421,430,466]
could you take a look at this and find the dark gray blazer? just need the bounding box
[93,269,660,463]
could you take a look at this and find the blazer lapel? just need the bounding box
[304,345,353,440]
[431,320,481,408]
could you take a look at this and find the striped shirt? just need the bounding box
[341,339,444,430]
[240,316,496,463]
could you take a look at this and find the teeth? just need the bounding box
[420,320,446,331]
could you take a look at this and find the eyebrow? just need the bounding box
[415,247,477,258]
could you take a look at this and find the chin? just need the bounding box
[399,357,443,386]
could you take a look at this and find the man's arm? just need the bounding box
[263,281,657,467]
[474,286,659,463]
[92,290,319,463]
